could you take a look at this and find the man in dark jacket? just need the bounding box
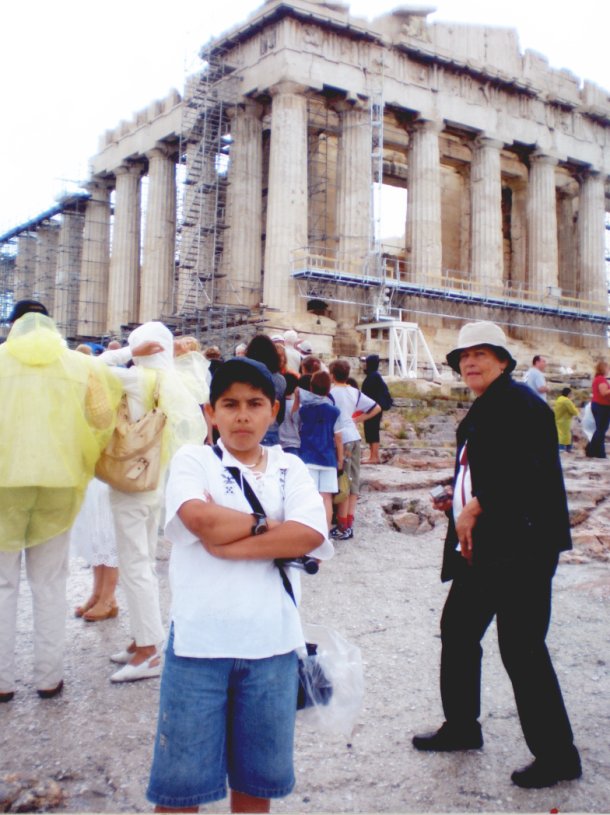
[412,321,581,790]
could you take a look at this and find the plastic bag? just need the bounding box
[581,402,595,441]
[297,643,333,710]
[297,623,364,737]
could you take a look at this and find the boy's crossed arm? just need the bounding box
[178,499,323,561]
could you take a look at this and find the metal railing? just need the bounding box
[291,249,609,323]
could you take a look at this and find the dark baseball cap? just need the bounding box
[7,299,49,323]
[209,357,275,406]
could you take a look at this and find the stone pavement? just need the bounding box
[0,461,608,813]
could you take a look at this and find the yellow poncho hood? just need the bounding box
[5,312,67,366]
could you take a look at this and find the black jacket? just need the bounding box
[442,372,572,581]
[362,355,393,411]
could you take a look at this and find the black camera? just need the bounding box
[430,485,451,502]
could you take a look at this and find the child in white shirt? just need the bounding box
[147,357,332,813]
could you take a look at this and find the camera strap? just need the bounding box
[211,444,296,605]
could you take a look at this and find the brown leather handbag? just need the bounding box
[95,375,167,493]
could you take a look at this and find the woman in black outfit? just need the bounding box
[361,354,392,464]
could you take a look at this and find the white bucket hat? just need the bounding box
[446,321,517,374]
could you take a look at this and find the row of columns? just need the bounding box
[10,84,608,337]
[406,120,607,308]
[14,145,177,337]
[223,83,377,320]
[223,83,607,319]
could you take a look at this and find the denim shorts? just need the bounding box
[147,627,299,807]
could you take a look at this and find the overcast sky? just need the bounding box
[1,0,608,235]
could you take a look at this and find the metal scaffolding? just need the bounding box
[0,192,91,339]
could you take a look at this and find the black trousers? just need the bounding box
[587,402,610,458]
[440,556,575,760]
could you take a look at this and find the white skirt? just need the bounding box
[70,478,118,567]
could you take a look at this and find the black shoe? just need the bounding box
[412,721,483,752]
[0,691,14,703]
[37,680,64,699]
[511,749,582,789]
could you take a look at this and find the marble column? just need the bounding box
[108,163,142,331]
[557,187,577,299]
[13,234,37,301]
[405,119,442,281]
[78,180,111,336]
[224,101,263,308]
[527,152,559,297]
[470,136,503,291]
[140,146,177,322]
[34,223,59,315]
[308,129,334,254]
[509,182,527,292]
[336,101,372,269]
[578,171,607,311]
[263,82,308,314]
[54,210,84,337]
[333,101,373,326]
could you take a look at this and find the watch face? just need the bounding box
[252,515,268,535]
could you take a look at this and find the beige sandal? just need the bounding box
[83,601,119,622]
[74,595,99,618]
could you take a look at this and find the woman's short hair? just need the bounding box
[301,355,322,375]
[311,370,331,396]
[594,360,608,377]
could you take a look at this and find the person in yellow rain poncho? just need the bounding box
[553,387,580,452]
[97,322,206,683]
[0,305,122,702]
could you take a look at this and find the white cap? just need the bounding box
[298,340,313,355]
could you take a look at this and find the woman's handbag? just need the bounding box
[333,470,350,505]
[95,375,167,493]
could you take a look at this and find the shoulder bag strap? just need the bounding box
[211,444,296,605]
[212,444,265,515]
[152,372,161,407]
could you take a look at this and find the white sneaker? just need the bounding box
[110,655,161,683]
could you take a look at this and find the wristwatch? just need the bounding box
[251,512,269,536]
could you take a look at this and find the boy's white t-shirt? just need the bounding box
[165,441,333,660]
[330,385,377,443]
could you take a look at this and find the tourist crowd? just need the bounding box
[1,300,606,808]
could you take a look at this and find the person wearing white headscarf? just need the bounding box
[98,322,206,682]
[283,329,302,373]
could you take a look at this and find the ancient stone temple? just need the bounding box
[2,0,609,360]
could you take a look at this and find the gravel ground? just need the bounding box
[0,463,609,813]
